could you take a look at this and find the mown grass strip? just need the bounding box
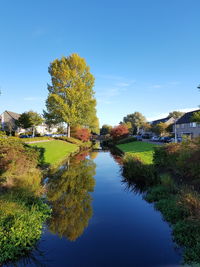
[117,141,158,164]
[29,140,79,165]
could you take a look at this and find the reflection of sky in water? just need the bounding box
[13,151,182,267]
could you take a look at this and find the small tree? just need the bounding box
[110,125,129,140]
[123,112,146,134]
[100,124,112,135]
[151,122,168,136]
[17,111,43,137]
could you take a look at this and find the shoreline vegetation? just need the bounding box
[0,135,92,264]
[120,137,200,265]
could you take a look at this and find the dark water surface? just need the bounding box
[14,151,181,267]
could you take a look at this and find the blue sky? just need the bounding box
[0,0,199,126]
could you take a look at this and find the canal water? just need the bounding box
[14,151,181,267]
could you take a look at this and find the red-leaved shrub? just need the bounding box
[110,125,129,140]
[73,128,91,142]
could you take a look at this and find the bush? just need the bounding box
[0,137,42,193]
[153,139,200,182]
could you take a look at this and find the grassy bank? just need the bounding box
[0,189,51,263]
[117,141,157,164]
[29,140,79,166]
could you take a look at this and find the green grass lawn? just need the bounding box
[117,141,158,164]
[29,140,79,165]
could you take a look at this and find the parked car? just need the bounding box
[19,135,30,138]
[163,137,172,143]
[151,136,160,142]
[135,135,142,141]
[142,134,152,139]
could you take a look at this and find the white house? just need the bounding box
[0,110,59,135]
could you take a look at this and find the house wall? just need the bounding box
[175,123,200,138]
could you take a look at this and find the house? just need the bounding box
[151,117,175,126]
[174,109,200,139]
[0,110,21,134]
[140,116,175,136]
[0,110,59,135]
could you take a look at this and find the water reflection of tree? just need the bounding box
[47,154,96,241]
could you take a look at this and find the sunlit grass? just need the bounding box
[117,141,158,164]
[29,140,79,165]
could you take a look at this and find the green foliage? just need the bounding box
[0,189,51,263]
[0,131,6,137]
[155,197,190,224]
[46,53,98,136]
[47,155,96,241]
[191,111,200,123]
[144,185,175,203]
[173,220,200,264]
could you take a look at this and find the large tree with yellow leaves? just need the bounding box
[46,53,98,137]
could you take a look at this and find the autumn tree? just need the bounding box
[110,124,129,140]
[123,112,146,134]
[16,111,43,137]
[45,53,98,137]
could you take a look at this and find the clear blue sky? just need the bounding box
[0,0,199,126]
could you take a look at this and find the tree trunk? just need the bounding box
[67,124,70,138]
[32,127,35,137]
[137,126,139,135]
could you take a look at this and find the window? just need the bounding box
[189,122,197,128]
[181,124,185,128]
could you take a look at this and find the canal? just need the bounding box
[14,151,181,266]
